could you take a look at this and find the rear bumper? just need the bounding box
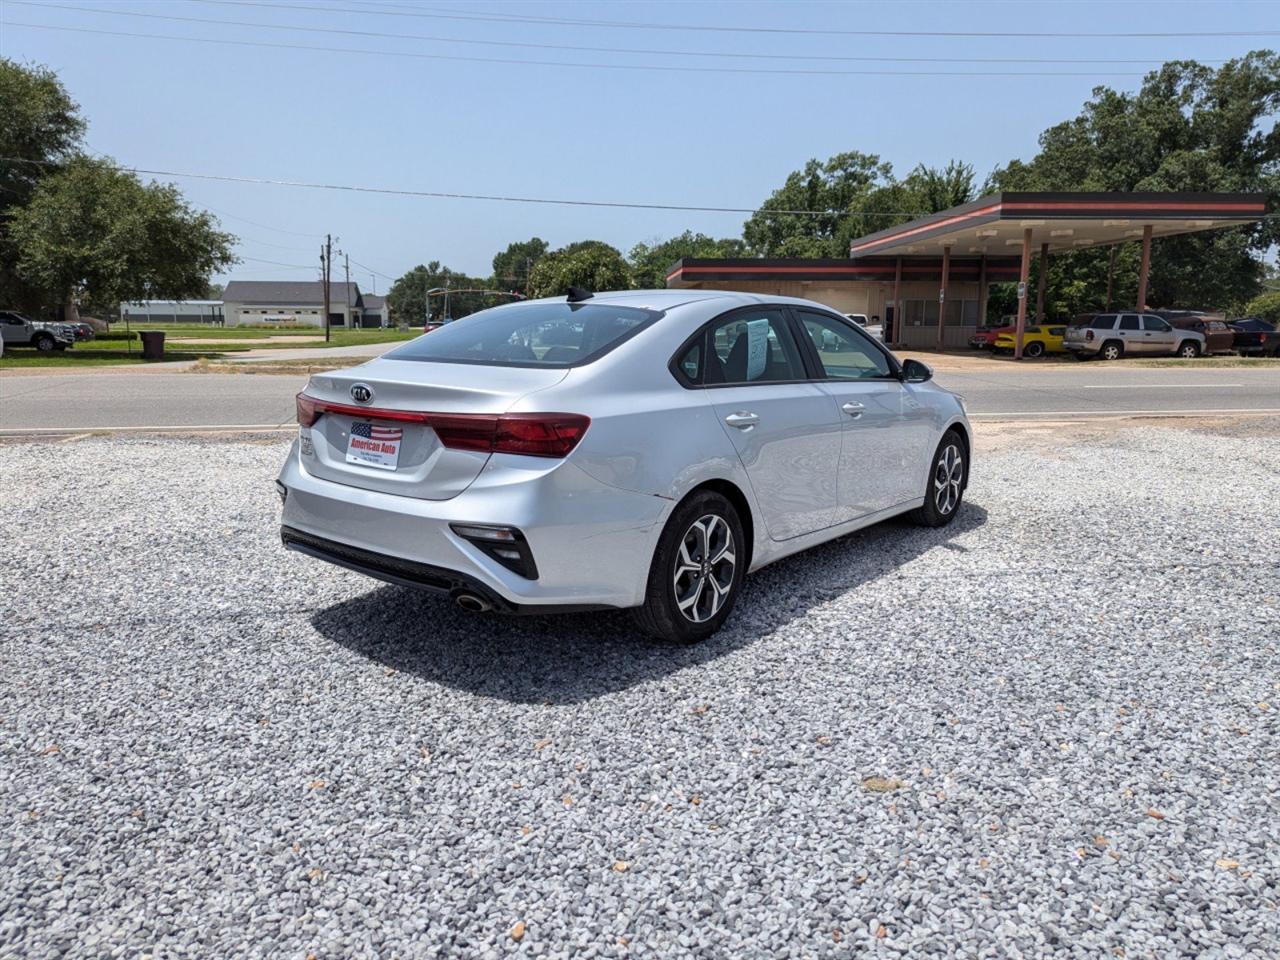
[280,526,611,614]
[277,440,672,610]
[1063,341,1098,355]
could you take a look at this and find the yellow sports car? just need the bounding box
[992,325,1066,358]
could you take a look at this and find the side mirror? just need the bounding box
[902,358,933,383]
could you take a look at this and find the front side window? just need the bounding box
[386,301,662,367]
[1142,316,1172,332]
[705,309,806,385]
[796,310,892,379]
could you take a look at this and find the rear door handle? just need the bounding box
[725,411,759,429]
[841,401,866,418]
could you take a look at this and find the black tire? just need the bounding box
[1176,341,1200,359]
[34,334,55,352]
[912,430,968,528]
[633,490,744,644]
[1024,341,1045,358]
[1099,340,1123,361]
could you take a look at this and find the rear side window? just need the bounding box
[704,309,806,385]
[1119,315,1140,331]
[1091,315,1117,329]
[386,301,662,367]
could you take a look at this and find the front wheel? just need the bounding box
[1176,341,1200,359]
[34,334,55,352]
[913,430,967,528]
[633,491,744,644]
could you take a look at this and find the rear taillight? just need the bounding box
[430,413,590,458]
[295,392,589,458]
[1085,329,1094,341]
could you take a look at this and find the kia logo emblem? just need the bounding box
[350,383,373,403]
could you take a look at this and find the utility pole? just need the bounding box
[322,234,331,343]
[344,252,351,330]
[443,277,450,322]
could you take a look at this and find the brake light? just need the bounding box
[431,413,590,458]
[1085,329,1094,341]
[294,393,589,458]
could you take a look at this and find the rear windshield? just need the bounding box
[386,301,663,367]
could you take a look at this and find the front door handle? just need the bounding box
[841,401,866,418]
[725,411,759,429]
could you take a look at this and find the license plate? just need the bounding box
[345,420,403,470]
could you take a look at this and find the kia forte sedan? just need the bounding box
[278,290,971,643]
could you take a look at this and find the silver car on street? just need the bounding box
[278,290,971,642]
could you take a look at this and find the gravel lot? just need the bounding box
[2,421,1277,959]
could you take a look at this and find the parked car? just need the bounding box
[0,310,75,351]
[279,291,971,643]
[1228,318,1280,357]
[844,313,884,342]
[968,316,1018,349]
[1062,312,1205,360]
[1168,316,1234,354]
[60,321,95,342]
[992,325,1067,358]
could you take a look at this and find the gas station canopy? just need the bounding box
[848,191,1268,258]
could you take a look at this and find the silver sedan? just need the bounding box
[278,290,971,643]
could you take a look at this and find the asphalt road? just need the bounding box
[1,363,1277,433]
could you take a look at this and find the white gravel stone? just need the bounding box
[0,423,1277,959]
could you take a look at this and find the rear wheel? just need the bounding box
[1099,340,1123,361]
[633,491,744,644]
[1176,341,1200,359]
[912,430,967,528]
[1024,341,1045,358]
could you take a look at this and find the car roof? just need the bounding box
[518,289,862,313]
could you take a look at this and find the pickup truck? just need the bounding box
[1228,318,1280,357]
[0,310,75,351]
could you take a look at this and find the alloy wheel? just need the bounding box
[933,444,964,516]
[673,515,736,624]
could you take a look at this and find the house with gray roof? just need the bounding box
[220,280,365,328]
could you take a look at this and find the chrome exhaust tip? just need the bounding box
[453,592,491,613]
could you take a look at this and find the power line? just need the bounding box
[213,0,1280,39]
[2,19,1172,77]
[16,0,1233,67]
[345,256,397,282]
[4,157,1276,224]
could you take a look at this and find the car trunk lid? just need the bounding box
[299,359,570,500]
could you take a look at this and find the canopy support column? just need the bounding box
[977,254,988,326]
[891,257,903,345]
[1034,242,1049,324]
[935,245,951,351]
[1014,228,1032,360]
[1136,224,1153,311]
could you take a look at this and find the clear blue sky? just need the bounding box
[2,0,1276,292]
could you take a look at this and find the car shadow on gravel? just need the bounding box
[311,503,988,704]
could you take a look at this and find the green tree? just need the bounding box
[628,231,749,289]
[1243,291,1280,319]
[991,52,1280,310]
[8,155,237,318]
[490,237,548,296]
[0,59,87,310]
[743,152,895,258]
[527,244,633,298]
[386,261,486,325]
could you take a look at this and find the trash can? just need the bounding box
[139,330,165,360]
